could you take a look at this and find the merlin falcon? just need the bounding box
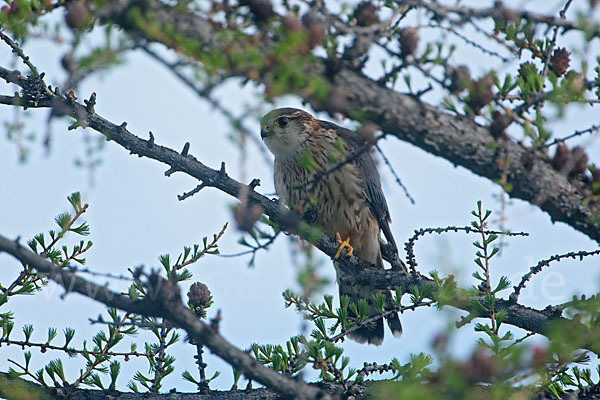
[260,108,402,345]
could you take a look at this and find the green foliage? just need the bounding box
[152,223,226,282]
[390,353,433,382]
[26,192,91,266]
[493,74,518,98]
[181,369,220,388]
[0,371,53,400]
[129,324,179,393]
[1,193,228,394]
[268,30,329,101]
[2,1,600,396]
[76,27,126,72]
[297,221,324,244]
[4,115,35,162]
[0,0,52,39]
[517,62,544,98]
[546,70,588,111]
[251,336,308,376]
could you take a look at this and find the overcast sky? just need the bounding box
[1,0,600,392]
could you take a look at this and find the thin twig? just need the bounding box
[173,222,228,271]
[327,300,434,343]
[150,325,169,393]
[475,207,498,334]
[510,249,600,303]
[73,312,132,387]
[375,144,415,204]
[219,231,280,258]
[404,226,528,275]
[432,23,510,62]
[0,337,149,359]
[540,0,573,83]
[545,124,600,147]
[140,45,272,165]
[178,183,207,201]
[297,136,382,192]
[0,30,41,77]
[69,266,131,281]
[194,343,210,392]
[8,359,48,388]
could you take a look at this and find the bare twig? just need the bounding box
[510,249,600,303]
[432,23,510,62]
[0,30,41,77]
[70,266,131,281]
[404,226,528,275]
[219,231,280,258]
[375,144,415,205]
[545,124,600,147]
[399,0,596,35]
[540,0,573,83]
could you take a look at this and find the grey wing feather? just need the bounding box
[333,124,397,250]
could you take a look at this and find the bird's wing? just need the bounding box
[327,123,397,250]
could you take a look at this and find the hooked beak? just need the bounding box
[260,128,273,139]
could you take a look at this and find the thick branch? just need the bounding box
[0,235,333,400]
[86,0,600,243]
[339,267,570,340]
[0,67,596,354]
[0,373,358,400]
[313,67,600,243]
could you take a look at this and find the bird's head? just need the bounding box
[260,108,313,160]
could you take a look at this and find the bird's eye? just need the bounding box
[277,117,288,127]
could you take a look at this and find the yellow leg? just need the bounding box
[334,232,354,259]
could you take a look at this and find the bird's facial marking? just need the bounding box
[260,108,312,134]
[261,108,316,160]
[260,114,295,140]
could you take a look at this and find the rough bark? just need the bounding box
[0,234,333,400]
[318,68,598,242]
[0,372,353,400]
[85,0,600,243]
[0,66,596,355]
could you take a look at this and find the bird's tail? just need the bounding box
[335,260,402,345]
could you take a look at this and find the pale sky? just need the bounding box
[1,0,599,392]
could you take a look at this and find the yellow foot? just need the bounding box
[334,233,354,259]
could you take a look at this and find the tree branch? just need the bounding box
[85,0,600,244]
[0,234,333,400]
[0,371,346,399]
[398,0,597,35]
[312,67,600,244]
[0,65,597,355]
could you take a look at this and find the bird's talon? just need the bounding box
[334,233,353,259]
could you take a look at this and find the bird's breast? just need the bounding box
[275,154,370,238]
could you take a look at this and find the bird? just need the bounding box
[260,107,402,345]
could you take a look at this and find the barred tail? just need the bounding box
[335,259,402,346]
[386,311,403,338]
